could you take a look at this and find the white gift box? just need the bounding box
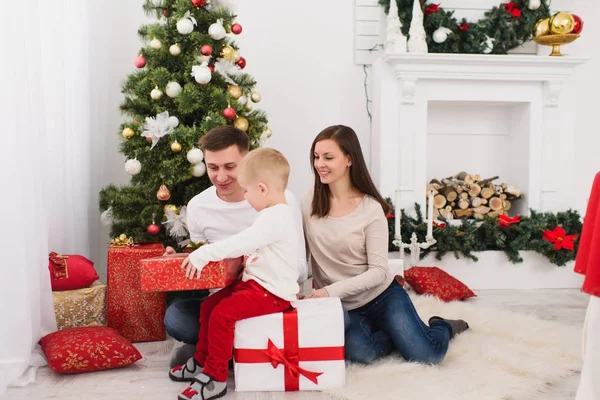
[233,297,346,392]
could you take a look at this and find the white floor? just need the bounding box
[6,289,590,400]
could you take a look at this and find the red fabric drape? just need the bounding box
[575,172,600,297]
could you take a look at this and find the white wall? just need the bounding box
[89,0,599,279]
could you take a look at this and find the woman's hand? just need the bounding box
[303,288,329,299]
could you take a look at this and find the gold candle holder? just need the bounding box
[534,33,580,56]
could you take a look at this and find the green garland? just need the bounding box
[379,0,551,54]
[386,200,582,266]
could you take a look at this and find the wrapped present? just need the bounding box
[52,280,107,330]
[107,243,166,342]
[233,297,346,392]
[140,254,241,292]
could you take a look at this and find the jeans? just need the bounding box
[164,297,207,344]
[344,281,452,365]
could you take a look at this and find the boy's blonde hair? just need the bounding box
[239,147,290,191]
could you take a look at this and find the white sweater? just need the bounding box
[188,204,300,301]
[186,186,308,284]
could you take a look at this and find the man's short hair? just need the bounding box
[199,126,250,154]
[239,148,290,191]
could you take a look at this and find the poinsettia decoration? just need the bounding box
[498,214,520,228]
[433,220,447,228]
[504,2,521,18]
[458,23,470,32]
[425,3,440,16]
[542,226,578,250]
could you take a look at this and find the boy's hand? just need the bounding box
[181,257,200,279]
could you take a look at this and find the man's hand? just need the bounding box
[303,288,329,299]
[163,246,176,256]
[181,257,200,279]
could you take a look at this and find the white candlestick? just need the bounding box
[426,189,434,239]
[395,190,401,239]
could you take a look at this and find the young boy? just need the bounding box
[170,147,299,400]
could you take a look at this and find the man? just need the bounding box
[164,126,308,366]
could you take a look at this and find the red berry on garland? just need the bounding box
[231,23,243,35]
[147,223,160,235]
[223,107,236,120]
[236,57,246,69]
[200,44,213,56]
[571,14,584,35]
[163,9,169,17]
[191,0,206,7]
[208,65,215,73]
[134,55,146,68]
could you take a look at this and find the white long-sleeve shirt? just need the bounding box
[186,186,308,284]
[188,204,300,302]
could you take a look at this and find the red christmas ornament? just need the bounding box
[236,57,246,69]
[200,44,213,56]
[134,55,146,68]
[147,223,160,235]
[503,2,521,18]
[208,65,215,72]
[191,0,206,6]
[231,23,243,35]
[223,107,236,120]
[571,14,584,35]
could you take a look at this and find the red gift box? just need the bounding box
[139,254,241,292]
[106,243,166,342]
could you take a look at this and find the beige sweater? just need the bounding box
[301,190,394,310]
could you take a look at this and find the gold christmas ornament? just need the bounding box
[533,18,550,37]
[119,233,128,241]
[250,92,261,103]
[244,101,253,111]
[233,116,249,131]
[122,127,135,139]
[227,85,243,99]
[549,12,574,35]
[221,45,235,61]
[264,127,272,138]
[164,204,179,215]
[171,140,182,152]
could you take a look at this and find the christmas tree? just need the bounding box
[99,0,270,249]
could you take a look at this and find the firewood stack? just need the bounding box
[427,172,523,220]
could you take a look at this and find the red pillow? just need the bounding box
[49,252,99,291]
[39,326,142,374]
[404,266,476,302]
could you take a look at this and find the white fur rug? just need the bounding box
[326,294,582,400]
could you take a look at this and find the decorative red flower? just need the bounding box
[498,214,520,228]
[425,4,440,16]
[433,220,447,228]
[458,23,469,32]
[542,226,578,250]
[504,2,521,18]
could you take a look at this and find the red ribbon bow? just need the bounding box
[264,339,323,384]
[48,252,69,280]
[504,2,521,18]
[543,226,578,250]
[425,3,440,16]
[458,23,470,32]
[498,214,520,228]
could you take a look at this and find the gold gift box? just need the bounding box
[52,280,107,330]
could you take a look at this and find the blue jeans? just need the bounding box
[344,281,452,365]
[164,298,206,344]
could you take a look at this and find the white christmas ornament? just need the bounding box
[169,44,181,56]
[213,58,241,85]
[177,12,197,35]
[481,35,495,54]
[163,205,189,239]
[191,62,212,84]
[432,27,452,44]
[167,116,179,128]
[150,38,162,50]
[125,158,142,175]
[166,81,182,98]
[151,86,163,100]
[408,0,428,53]
[236,95,247,105]
[186,148,204,164]
[384,0,407,54]
[192,162,207,177]
[208,19,226,40]
[142,111,177,149]
[527,0,541,10]
[100,206,114,226]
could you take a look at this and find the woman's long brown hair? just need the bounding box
[310,125,392,217]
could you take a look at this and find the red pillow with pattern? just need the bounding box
[39,327,142,374]
[404,266,476,302]
[48,252,99,291]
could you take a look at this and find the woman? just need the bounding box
[302,125,469,365]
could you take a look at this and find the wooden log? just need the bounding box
[433,208,440,219]
[454,208,473,218]
[489,197,503,211]
[481,199,488,205]
[430,179,442,186]
[499,193,507,200]
[445,205,453,212]
[433,194,447,209]
[458,199,470,210]
[464,175,474,185]
[460,192,469,200]
[488,210,501,218]
[439,187,458,202]
[440,209,453,220]
[455,171,468,181]
[474,213,484,220]
[473,206,491,215]
[469,183,481,197]
[502,199,511,211]
[481,187,495,199]
[471,197,482,208]
[473,174,481,181]
[504,185,521,198]
[479,176,500,186]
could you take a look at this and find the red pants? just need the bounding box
[194,279,291,382]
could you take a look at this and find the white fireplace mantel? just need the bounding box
[371,53,588,216]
